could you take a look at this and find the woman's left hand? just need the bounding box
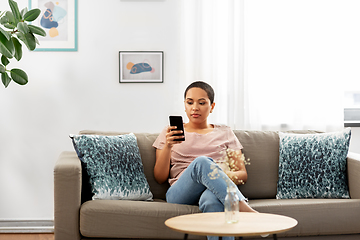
[225,171,245,185]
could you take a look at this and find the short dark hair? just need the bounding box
[184,81,215,104]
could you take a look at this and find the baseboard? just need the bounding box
[0,220,54,233]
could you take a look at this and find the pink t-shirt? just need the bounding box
[152,124,243,186]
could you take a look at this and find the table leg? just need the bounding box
[273,234,278,240]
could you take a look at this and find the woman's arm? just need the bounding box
[225,149,248,185]
[153,126,184,184]
[154,147,171,184]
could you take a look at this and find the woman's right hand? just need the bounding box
[165,126,184,148]
[154,126,185,184]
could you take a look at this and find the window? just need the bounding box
[344,92,360,127]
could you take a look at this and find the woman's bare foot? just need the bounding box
[239,200,258,213]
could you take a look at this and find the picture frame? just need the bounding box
[119,51,164,83]
[28,0,78,51]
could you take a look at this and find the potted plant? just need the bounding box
[0,0,45,88]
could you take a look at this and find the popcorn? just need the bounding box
[208,147,250,186]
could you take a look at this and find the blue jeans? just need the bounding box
[166,156,246,240]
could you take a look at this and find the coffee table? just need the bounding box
[165,212,298,240]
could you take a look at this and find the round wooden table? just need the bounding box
[165,212,298,240]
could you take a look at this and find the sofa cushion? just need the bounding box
[277,128,351,199]
[71,133,153,200]
[249,198,360,237]
[133,133,170,200]
[79,130,170,200]
[80,200,202,239]
[235,130,324,200]
[235,130,281,199]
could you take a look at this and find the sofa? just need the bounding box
[54,129,360,240]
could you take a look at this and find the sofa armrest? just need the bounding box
[54,151,82,240]
[348,152,360,199]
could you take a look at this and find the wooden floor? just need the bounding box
[0,233,54,240]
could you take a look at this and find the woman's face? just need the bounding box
[184,87,215,124]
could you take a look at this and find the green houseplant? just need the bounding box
[0,0,45,88]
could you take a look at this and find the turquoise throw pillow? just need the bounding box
[71,133,153,200]
[277,128,351,199]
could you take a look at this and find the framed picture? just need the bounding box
[119,51,163,83]
[29,0,78,51]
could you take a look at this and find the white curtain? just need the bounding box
[243,0,348,132]
[179,0,246,129]
[179,0,349,131]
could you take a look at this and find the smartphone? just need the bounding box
[169,116,185,141]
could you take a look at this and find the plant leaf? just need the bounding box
[1,55,10,66]
[0,15,8,25]
[1,72,11,88]
[17,32,36,51]
[17,22,29,34]
[0,32,15,58]
[0,64,5,73]
[4,12,16,29]
[34,36,39,45]
[10,68,28,85]
[0,26,11,40]
[12,37,22,61]
[25,33,36,50]
[5,11,15,23]
[8,0,22,22]
[21,7,28,18]
[3,23,16,30]
[23,9,41,22]
[28,24,46,37]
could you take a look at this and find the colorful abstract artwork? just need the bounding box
[29,0,78,51]
[119,51,163,83]
[126,62,155,74]
[40,1,67,38]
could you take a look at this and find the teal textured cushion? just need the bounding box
[276,128,351,199]
[71,133,153,200]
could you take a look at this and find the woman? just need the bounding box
[153,81,257,240]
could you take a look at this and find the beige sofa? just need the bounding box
[54,130,360,240]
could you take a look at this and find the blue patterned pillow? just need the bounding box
[71,133,153,200]
[277,128,351,199]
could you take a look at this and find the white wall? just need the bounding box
[0,0,182,220]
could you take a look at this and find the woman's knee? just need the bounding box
[199,190,224,213]
[192,156,214,168]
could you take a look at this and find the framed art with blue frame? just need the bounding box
[119,51,164,83]
[28,0,78,51]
